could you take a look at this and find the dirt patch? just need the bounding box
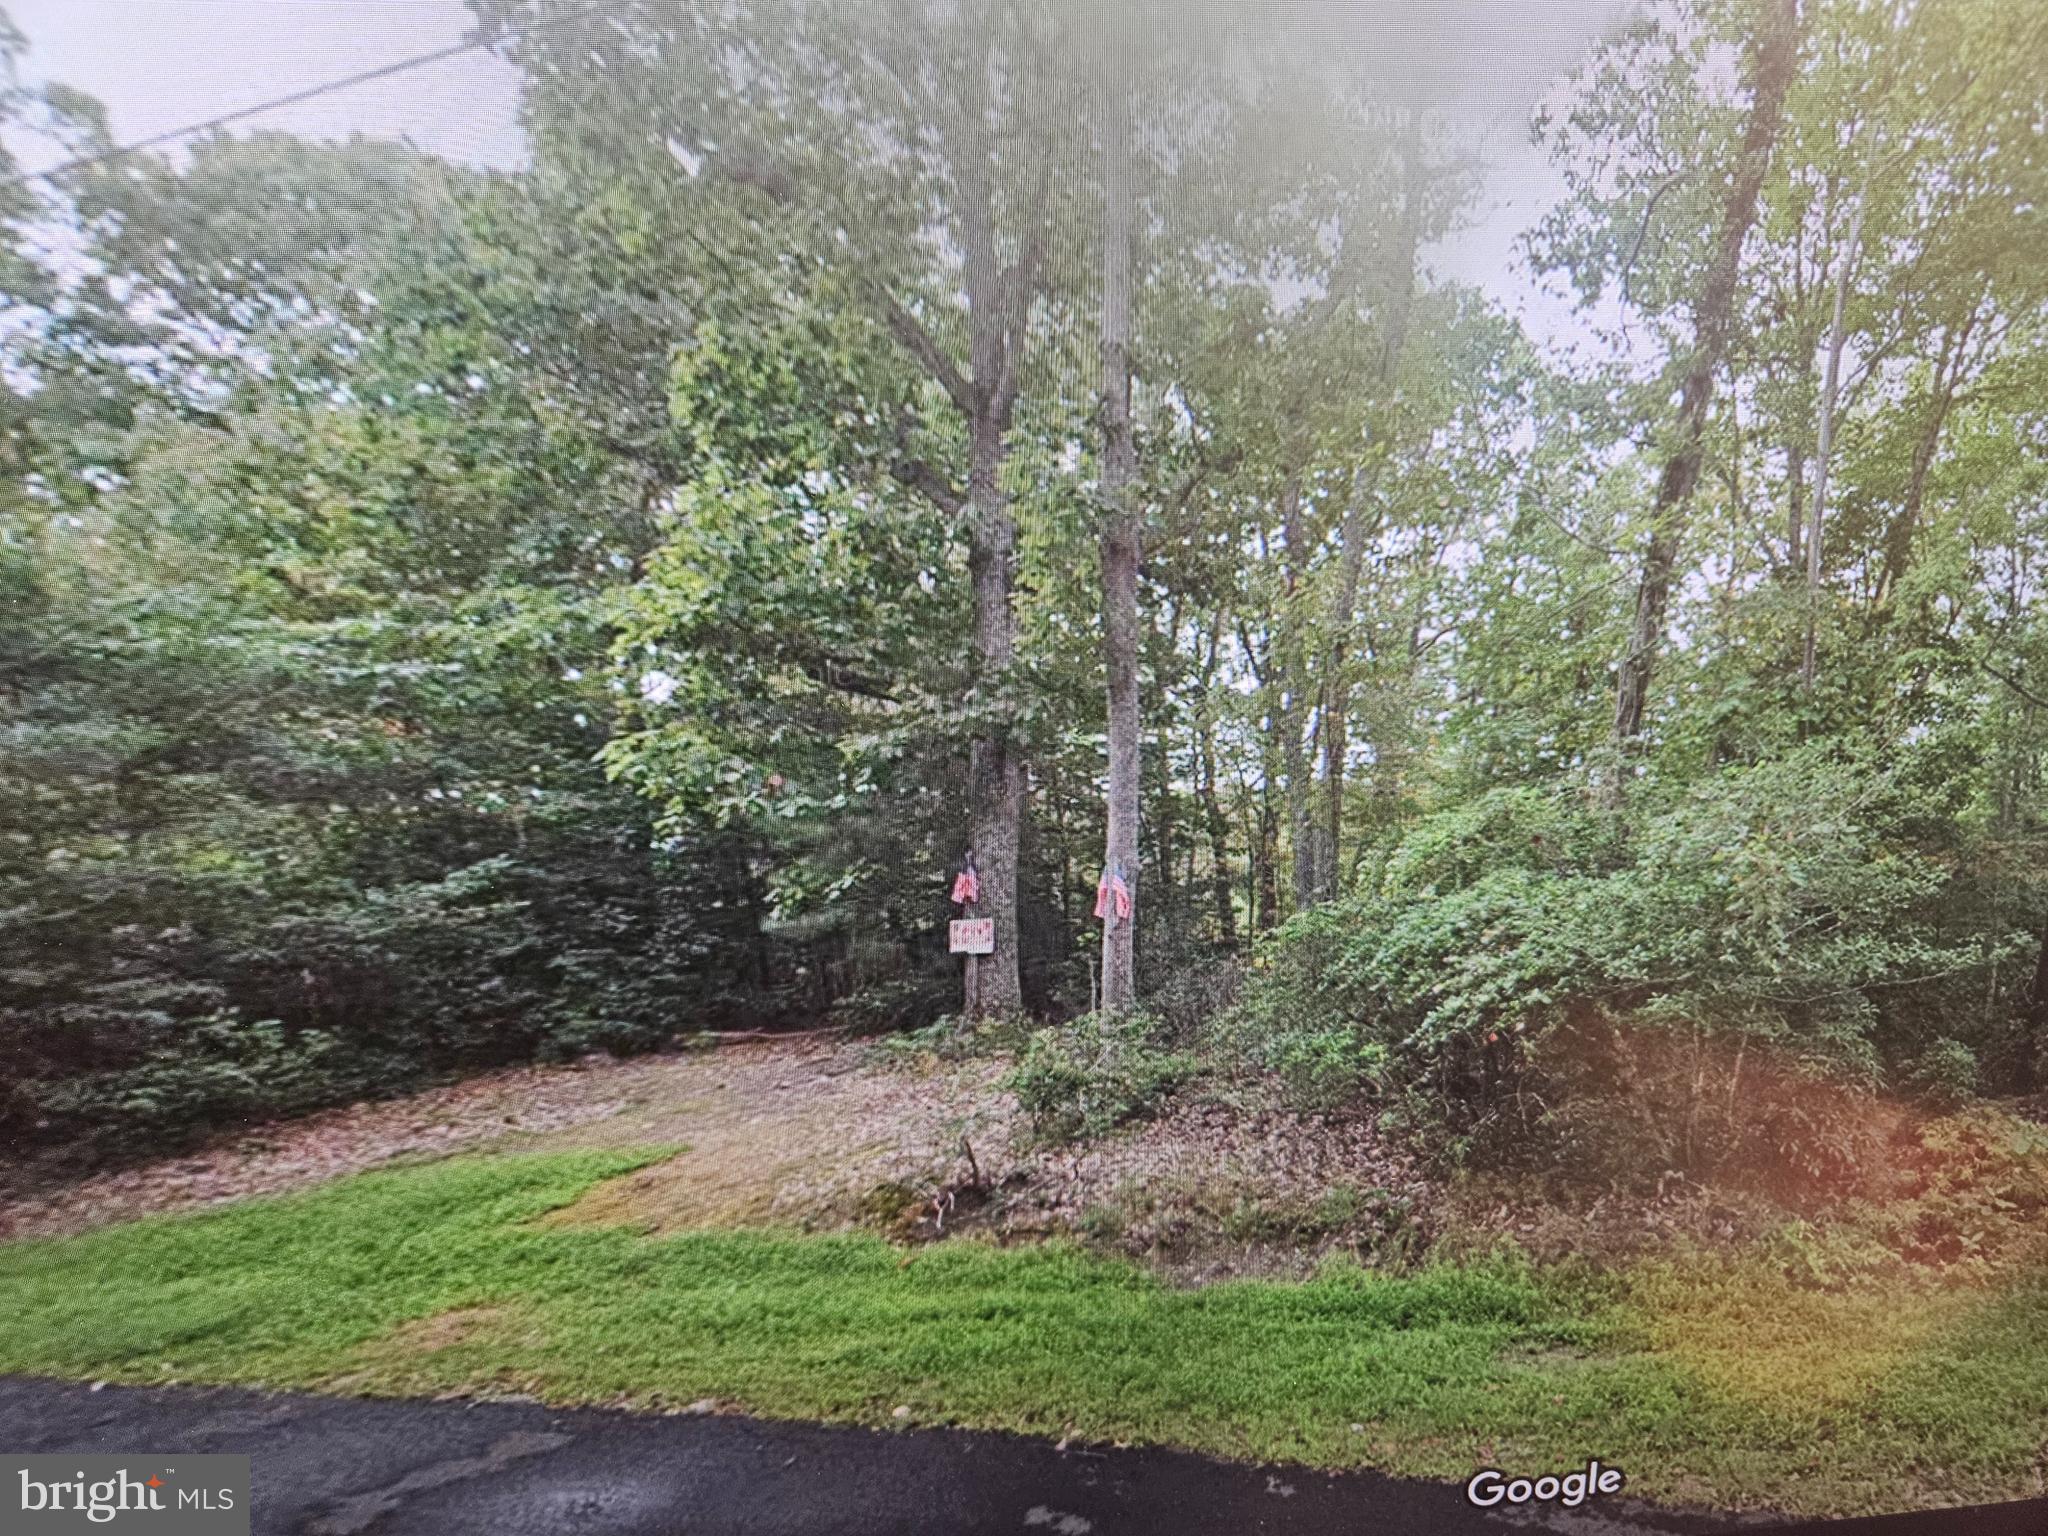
[985,1093,1431,1281]
[530,1039,1021,1232]
[325,1302,555,1400]
[0,1054,686,1241]
[377,1305,514,1355]
[1433,1173,1793,1265]
[6,1033,2039,1290]
[0,1037,1436,1281]
[516,1042,1436,1281]
[0,1039,1022,1245]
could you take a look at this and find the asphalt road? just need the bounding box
[3,1377,2041,1536]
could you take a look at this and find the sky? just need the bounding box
[6,0,1633,355]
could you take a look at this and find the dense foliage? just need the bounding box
[1226,752,2038,1181]
[2,0,2044,1167]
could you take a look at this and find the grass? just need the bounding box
[1,1148,2044,1517]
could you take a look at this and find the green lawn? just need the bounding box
[2,1148,2043,1517]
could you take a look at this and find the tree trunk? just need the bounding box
[1877,309,1974,606]
[966,419,1026,1018]
[1153,708,1174,925]
[1276,474,1320,910]
[1097,64,1141,1013]
[2021,924,2048,1093]
[1317,468,1378,905]
[1050,772,1074,947]
[1802,192,1861,689]
[1195,620,1236,947]
[1294,711,1329,910]
[1311,119,1420,902]
[1317,486,1366,906]
[1256,789,1279,933]
[885,73,1040,1021]
[1151,601,1180,929]
[1199,722,1235,946]
[1785,442,1805,569]
[1611,0,1800,754]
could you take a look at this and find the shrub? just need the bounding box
[34,1013,384,1152]
[1004,1012,1199,1142]
[1137,940,1243,1043]
[1900,1038,1980,1107]
[865,1008,1036,1070]
[830,972,956,1037]
[1223,754,2012,1189]
[1861,1109,2048,1268]
[1261,1022,1393,1112]
[537,1016,670,1062]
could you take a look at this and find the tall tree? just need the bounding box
[473,0,1084,1016]
[1605,0,1801,752]
[1096,54,1140,1011]
[1310,112,1428,902]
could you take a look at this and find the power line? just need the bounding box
[3,2,606,194]
[6,39,479,192]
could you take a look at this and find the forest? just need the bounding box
[3,0,2047,1517]
[6,0,2044,1171]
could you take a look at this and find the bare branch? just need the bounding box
[1154,445,1241,537]
[1537,503,1628,560]
[988,224,1046,425]
[793,649,899,703]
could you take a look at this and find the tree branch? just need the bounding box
[1620,171,1691,312]
[988,226,1045,426]
[877,290,977,419]
[1979,657,2048,710]
[795,650,899,703]
[890,453,966,517]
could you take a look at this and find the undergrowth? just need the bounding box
[1004,1012,1201,1141]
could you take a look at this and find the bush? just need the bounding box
[865,1011,1027,1068]
[830,971,956,1037]
[1223,755,2014,1188]
[1238,1017,1393,1112]
[537,1016,670,1063]
[1858,1109,2048,1268]
[1140,949,1243,1043]
[1901,1038,1980,1107]
[1005,1012,1200,1142]
[34,1014,387,1152]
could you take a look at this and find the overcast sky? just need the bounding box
[7,0,1631,355]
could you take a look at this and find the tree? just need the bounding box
[7,0,2047,1159]
[1096,51,1140,1011]
[473,0,1083,1017]
[1605,0,1802,755]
